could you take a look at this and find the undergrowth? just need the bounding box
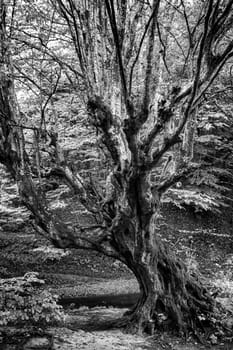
[0,272,65,327]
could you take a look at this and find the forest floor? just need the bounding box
[1,205,233,349]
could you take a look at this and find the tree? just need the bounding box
[1,0,233,334]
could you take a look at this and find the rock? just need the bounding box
[23,337,51,350]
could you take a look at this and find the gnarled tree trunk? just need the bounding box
[120,234,213,333]
[100,168,214,334]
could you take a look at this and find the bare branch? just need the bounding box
[193,51,233,107]
[47,165,100,215]
[105,0,128,104]
[13,36,84,79]
[146,0,214,170]
[156,21,170,74]
[160,22,186,59]
[180,0,192,45]
[137,0,161,128]
[129,1,160,95]
[40,68,61,129]
[14,64,47,94]
[9,0,17,38]
[54,0,86,75]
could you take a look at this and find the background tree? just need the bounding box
[1,0,233,334]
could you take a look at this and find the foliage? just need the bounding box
[163,187,228,213]
[213,271,233,299]
[163,97,233,212]
[0,165,29,226]
[4,0,233,215]
[0,272,65,327]
[32,246,70,263]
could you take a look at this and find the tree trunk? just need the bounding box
[118,233,214,334]
[107,170,214,335]
[94,162,215,335]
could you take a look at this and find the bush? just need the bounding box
[0,272,65,327]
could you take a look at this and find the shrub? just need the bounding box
[0,272,65,327]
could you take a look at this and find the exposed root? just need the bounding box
[155,248,215,334]
[121,244,217,337]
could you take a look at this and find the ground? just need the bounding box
[1,204,233,349]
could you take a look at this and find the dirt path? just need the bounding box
[44,273,233,350]
[51,326,153,350]
[46,275,139,298]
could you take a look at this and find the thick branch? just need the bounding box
[87,96,131,172]
[47,222,120,260]
[143,97,175,154]
[47,166,97,208]
[145,135,181,171]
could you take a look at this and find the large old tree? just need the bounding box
[1,0,233,334]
